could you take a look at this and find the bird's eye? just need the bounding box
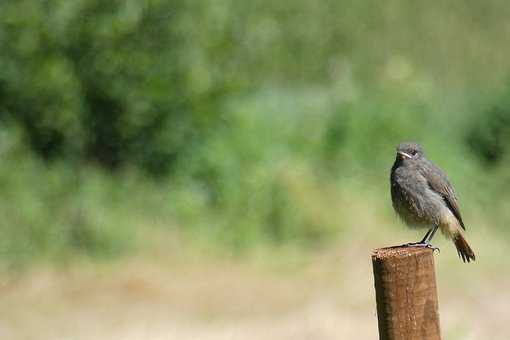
[411,150,417,155]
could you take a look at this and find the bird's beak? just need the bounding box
[397,151,412,160]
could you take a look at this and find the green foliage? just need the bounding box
[466,83,510,165]
[1,0,510,265]
[3,0,510,177]
[0,0,234,176]
[171,99,342,250]
[0,153,132,267]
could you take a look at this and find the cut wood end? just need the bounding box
[372,246,433,261]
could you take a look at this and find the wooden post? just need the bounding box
[372,247,441,340]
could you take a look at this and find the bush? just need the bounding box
[0,0,233,176]
[466,84,510,165]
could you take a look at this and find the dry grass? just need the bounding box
[0,225,508,340]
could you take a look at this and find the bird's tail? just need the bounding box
[453,233,475,263]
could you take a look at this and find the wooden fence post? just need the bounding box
[372,246,441,340]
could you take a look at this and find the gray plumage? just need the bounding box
[390,142,475,262]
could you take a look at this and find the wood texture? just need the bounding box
[372,247,441,340]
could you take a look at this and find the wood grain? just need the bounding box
[372,247,441,340]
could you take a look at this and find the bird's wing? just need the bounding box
[420,162,466,230]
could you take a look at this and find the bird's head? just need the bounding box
[396,142,423,161]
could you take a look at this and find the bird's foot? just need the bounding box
[403,242,440,253]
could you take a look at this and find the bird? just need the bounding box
[390,142,475,263]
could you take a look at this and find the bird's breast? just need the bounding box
[390,167,439,227]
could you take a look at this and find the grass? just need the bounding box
[0,80,507,270]
[0,219,508,340]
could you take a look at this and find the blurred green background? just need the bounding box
[1,1,510,339]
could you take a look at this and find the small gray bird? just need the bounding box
[390,142,475,263]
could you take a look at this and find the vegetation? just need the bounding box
[1,0,510,267]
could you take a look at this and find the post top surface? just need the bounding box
[372,246,433,261]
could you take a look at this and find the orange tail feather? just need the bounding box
[454,234,475,263]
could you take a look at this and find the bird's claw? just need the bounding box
[403,242,440,254]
